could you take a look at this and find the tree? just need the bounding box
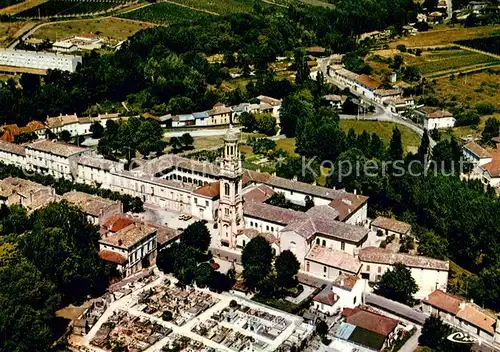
[417,232,448,260]
[162,311,173,321]
[374,263,418,305]
[275,250,300,288]
[388,127,404,161]
[242,236,273,291]
[1,205,30,235]
[481,117,500,145]
[58,130,72,143]
[0,243,61,352]
[294,48,310,85]
[255,113,277,136]
[168,136,184,153]
[279,92,314,137]
[419,315,470,352]
[315,319,328,337]
[180,221,211,252]
[90,121,104,139]
[417,129,430,162]
[20,73,41,96]
[194,262,214,288]
[180,133,194,150]
[131,197,144,213]
[239,112,257,132]
[23,201,106,304]
[369,133,385,159]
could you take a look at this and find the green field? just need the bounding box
[339,120,421,154]
[17,0,123,17]
[408,48,500,76]
[166,0,255,14]
[120,2,213,24]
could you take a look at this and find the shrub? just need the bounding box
[162,311,173,321]
[229,299,238,308]
[396,44,407,52]
[476,103,496,116]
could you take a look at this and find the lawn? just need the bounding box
[276,138,297,155]
[32,18,153,42]
[390,25,500,48]
[339,120,421,154]
[120,2,214,24]
[405,48,500,77]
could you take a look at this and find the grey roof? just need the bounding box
[305,205,340,220]
[282,216,369,243]
[0,140,26,156]
[265,176,348,201]
[77,155,117,171]
[359,247,449,270]
[243,202,306,226]
[192,112,209,119]
[177,114,194,122]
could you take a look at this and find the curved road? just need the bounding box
[318,57,436,148]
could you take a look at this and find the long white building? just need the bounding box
[0,49,82,73]
[0,133,449,297]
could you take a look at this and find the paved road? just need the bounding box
[317,57,436,148]
[165,127,241,138]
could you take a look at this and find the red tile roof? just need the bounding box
[332,274,359,291]
[423,289,462,315]
[313,286,338,306]
[193,181,220,199]
[104,215,134,233]
[482,149,500,178]
[426,110,453,119]
[464,142,492,159]
[456,304,495,335]
[243,184,274,203]
[99,250,127,265]
[344,307,398,337]
[355,75,381,90]
[371,216,411,235]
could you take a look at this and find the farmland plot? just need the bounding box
[17,0,124,18]
[120,2,213,24]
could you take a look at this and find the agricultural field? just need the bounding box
[0,0,46,14]
[0,20,36,46]
[0,0,23,10]
[120,2,213,24]
[456,36,500,55]
[433,69,500,110]
[390,25,500,48]
[339,120,421,154]
[406,48,500,77]
[16,0,124,18]
[166,0,256,14]
[32,17,152,41]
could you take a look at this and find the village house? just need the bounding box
[0,139,26,167]
[321,94,343,109]
[25,140,91,180]
[358,247,449,299]
[312,274,365,316]
[384,97,416,115]
[423,109,455,130]
[463,141,500,187]
[0,177,55,209]
[370,216,411,238]
[207,103,233,126]
[99,221,157,277]
[334,306,399,351]
[62,191,122,226]
[373,89,402,104]
[256,95,282,118]
[422,289,498,342]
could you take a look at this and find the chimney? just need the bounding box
[340,278,345,287]
[292,175,297,181]
[354,189,357,195]
[312,180,317,186]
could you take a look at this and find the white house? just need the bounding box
[99,222,157,277]
[0,49,82,72]
[0,140,26,167]
[358,247,449,299]
[313,274,365,315]
[463,141,492,166]
[424,110,455,130]
[370,216,411,238]
[25,140,91,180]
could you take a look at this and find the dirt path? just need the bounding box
[161,0,220,16]
[431,62,500,79]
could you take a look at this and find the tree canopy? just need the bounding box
[242,236,273,291]
[374,263,418,305]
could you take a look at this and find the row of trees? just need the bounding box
[0,202,108,351]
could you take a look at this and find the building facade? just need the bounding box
[0,49,82,72]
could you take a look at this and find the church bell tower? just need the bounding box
[218,126,243,248]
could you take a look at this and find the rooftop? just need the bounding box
[242,184,274,203]
[332,274,360,291]
[305,245,362,273]
[26,140,89,157]
[207,103,232,116]
[77,155,118,171]
[426,109,453,119]
[359,247,449,270]
[243,202,306,226]
[256,95,282,106]
[328,193,368,221]
[305,205,340,220]
[374,89,401,97]
[313,285,338,306]
[150,224,179,246]
[100,223,156,249]
[45,114,78,128]
[355,75,381,90]
[481,148,500,178]
[193,181,220,199]
[283,216,369,243]
[0,177,51,198]
[237,228,279,245]
[464,142,492,159]
[62,191,119,217]
[104,215,135,233]
[423,289,462,315]
[322,94,342,102]
[371,216,411,235]
[99,249,127,265]
[456,304,495,335]
[343,306,398,337]
[0,139,26,156]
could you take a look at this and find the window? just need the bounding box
[322,240,326,247]
[194,198,198,204]
[378,266,382,273]
[316,238,320,245]
[341,242,345,251]
[266,225,269,231]
[339,271,342,276]
[205,200,209,206]
[225,208,229,215]
[353,296,357,305]
[224,183,230,196]
[323,266,327,273]
[250,221,253,226]
[366,265,370,271]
